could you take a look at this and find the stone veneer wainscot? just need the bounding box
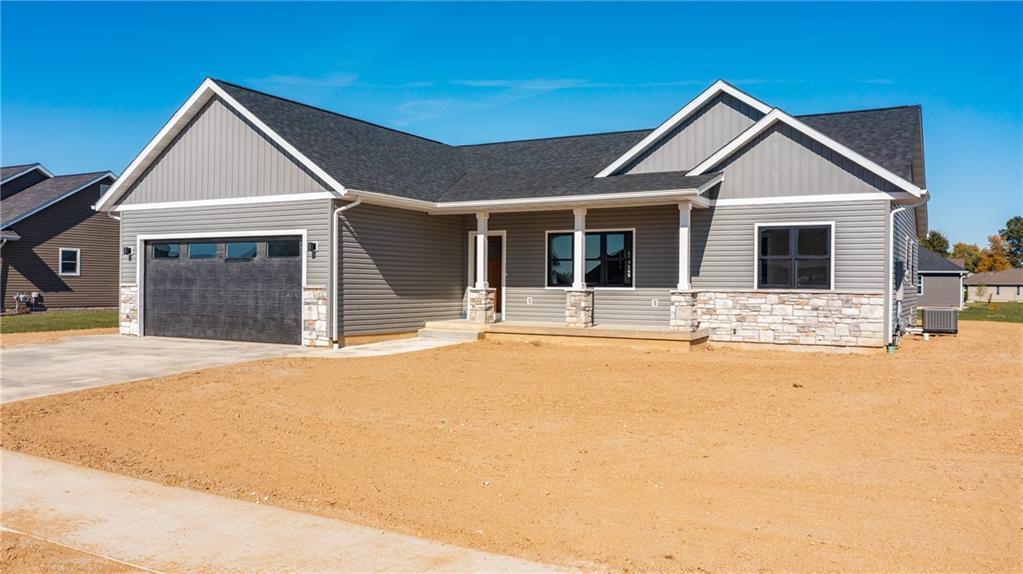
[302,286,330,347]
[119,283,139,336]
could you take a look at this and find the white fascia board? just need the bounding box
[94,78,347,212]
[594,80,772,178]
[3,172,115,229]
[113,192,337,212]
[689,109,926,197]
[0,163,54,185]
[709,191,917,207]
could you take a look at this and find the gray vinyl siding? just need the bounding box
[709,123,902,200]
[892,206,919,329]
[691,200,888,291]
[118,199,332,286]
[918,274,962,308]
[338,202,465,335]
[624,94,763,174]
[117,98,328,206]
[479,206,677,326]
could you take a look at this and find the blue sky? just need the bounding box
[2,2,1020,245]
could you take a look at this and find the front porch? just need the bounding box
[423,319,710,351]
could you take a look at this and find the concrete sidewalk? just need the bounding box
[1,450,567,573]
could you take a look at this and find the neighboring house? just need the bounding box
[916,247,967,309]
[964,268,1023,303]
[95,79,929,348]
[1,164,118,311]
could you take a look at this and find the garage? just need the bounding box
[143,236,303,344]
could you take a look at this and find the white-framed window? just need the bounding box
[58,248,80,276]
[755,223,833,290]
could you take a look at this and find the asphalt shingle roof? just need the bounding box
[212,80,922,203]
[1,172,112,227]
[797,106,921,183]
[1,164,41,181]
[964,268,1023,286]
[918,246,966,273]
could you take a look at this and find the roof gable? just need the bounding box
[1,163,53,184]
[2,171,114,228]
[798,106,921,184]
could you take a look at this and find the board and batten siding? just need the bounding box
[691,200,888,292]
[892,206,919,330]
[708,123,903,200]
[624,93,764,175]
[119,200,332,286]
[116,98,329,206]
[338,202,466,335]
[476,206,677,326]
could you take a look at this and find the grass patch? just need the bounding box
[0,309,118,334]
[958,302,1023,323]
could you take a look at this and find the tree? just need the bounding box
[920,230,950,256]
[951,242,983,273]
[976,235,1013,272]
[999,215,1023,268]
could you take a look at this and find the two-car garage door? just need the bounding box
[143,236,303,345]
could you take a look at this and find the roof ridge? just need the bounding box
[797,104,921,118]
[1,163,39,170]
[212,78,452,147]
[46,170,113,179]
[458,128,653,148]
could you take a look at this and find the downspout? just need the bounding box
[887,195,928,346]
[330,196,363,347]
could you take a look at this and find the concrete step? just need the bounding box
[422,320,485,332]
[417,328,482,342]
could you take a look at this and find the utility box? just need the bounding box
[921,308,958,335]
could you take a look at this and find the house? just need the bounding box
[916,247,967,309]
[964,268,1023,303]
[94,79,929,348]
[1,164,118,311]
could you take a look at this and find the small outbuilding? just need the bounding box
[916,247,967,309]
[964,268,1023,303]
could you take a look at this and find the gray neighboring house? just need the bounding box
[95,79,930,347]
[916,247,967,309]
[964,268,1023,303]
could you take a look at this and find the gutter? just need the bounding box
[886,194,929,346]
[330,197,363,347]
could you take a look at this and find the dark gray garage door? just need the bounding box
[144,236,303,344]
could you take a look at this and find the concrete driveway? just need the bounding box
[1,335,298,403]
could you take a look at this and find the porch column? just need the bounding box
[677,201,692,291]
[565,207,594,328]
[475,212,489,289]
[572,207,586,289]
[468,212,496,324]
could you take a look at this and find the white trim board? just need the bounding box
[752,221,836,291]
[689,108,926,197]
[595,80,772,177]
[58,247,81,277]
[95,78,347,212]
[0,163,54,185]
[3,173,115,229]
[114,192,337,212]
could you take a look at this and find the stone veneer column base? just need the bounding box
[119,284,139,336]
[302,286,331,347]
[467,287,496,324]
[695,291,886,347]
[565,288,594,328]
[669,290,699,332]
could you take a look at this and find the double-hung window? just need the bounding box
[58,248,80,276]
[547,230,633,288]
[757,225,831,289]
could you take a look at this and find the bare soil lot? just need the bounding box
[0,328,117,348]
[1,531,142,573]
[2,322,1020,572]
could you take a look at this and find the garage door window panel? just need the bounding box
[188,243,218,259]
[226,242,258,259]
[267,240,300,257]
[153,243,180,259]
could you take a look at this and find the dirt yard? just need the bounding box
[0,328,117,348]
[2,321,1020,572]
[1,530,142,573]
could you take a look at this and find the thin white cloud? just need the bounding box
[452,78,592,91]
[245,72,359,103]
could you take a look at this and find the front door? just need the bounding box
[471,235,504,317]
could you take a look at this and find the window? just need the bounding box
[546,230,634,288]
[58,248,80,276]
[905,237,917,286]
[756,225,831,289]
[996,286,1001,296]
[917,274,923,295]
[226,241,257,259]
[267,239,300,257]
[188,243,217,259]
[153,243,179,259]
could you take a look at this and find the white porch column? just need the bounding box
[572,207,586,289]
[475,212,489,289]
[677,201,692,291]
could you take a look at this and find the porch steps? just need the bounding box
[417,327,483,342]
